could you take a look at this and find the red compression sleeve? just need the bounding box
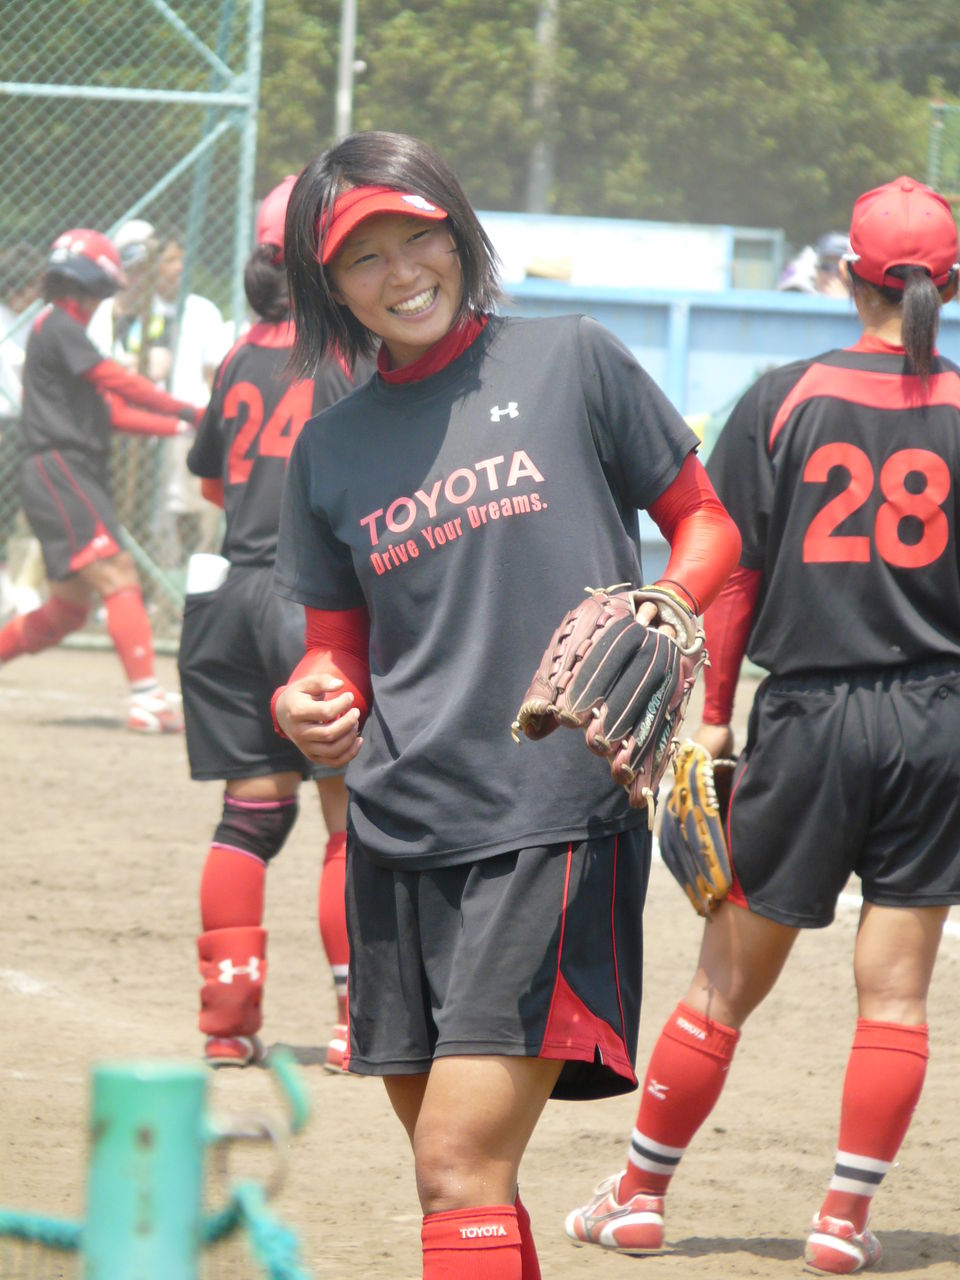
[700,565,762,725]
[105,394,184,437]
[201,477,225,508]
[647,452,742,615]
[84,358,199,419]
[270,605,372,734]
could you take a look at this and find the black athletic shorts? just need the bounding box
[20,449,122,581]
[343,826,651,1101]
[727,659,960,927]
[178,563,341,782]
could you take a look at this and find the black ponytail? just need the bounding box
[243,245,290,323]
[898,269,942,381]
[848,264,954,381]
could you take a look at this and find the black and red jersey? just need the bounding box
[21,305,110,466]
[708,338,960,673]
[187,321,368,566]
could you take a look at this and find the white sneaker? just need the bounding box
[128,688,184,734]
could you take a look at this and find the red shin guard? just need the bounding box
[103,586,155,684]
[622,1001,740,1198]
[421,1206,522,1280]
[200,846,267,931]
[0,596,88,662]
[197,926,267,1037]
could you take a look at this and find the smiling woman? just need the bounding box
[269,130,741,1280]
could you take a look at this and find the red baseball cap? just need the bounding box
[318,185,448,264]
[256,175,297,263]
[845,175,959,289]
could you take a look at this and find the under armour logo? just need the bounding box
[217,956,261,984]
[647,1077,669,1101]
[490,402,519,422]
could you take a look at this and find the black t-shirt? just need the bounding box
[708,345,960,673]
[20,305,110,469]
[275,313,699,867]
[187,323,368,566]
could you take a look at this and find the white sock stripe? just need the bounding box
[631,1130,685,1159]
[834,1151,891,1176]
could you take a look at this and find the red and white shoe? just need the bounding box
[323,1023,348,1073]
[805,1215,882,1274]
[128,688,184,734]
[204,1034,265,1068]
[564,1173,665,1253]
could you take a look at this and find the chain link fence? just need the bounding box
[0,0,263,645]
[928,101,960,209]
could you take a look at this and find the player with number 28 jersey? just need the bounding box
[711,343,960,672]
[566,176,960,1274]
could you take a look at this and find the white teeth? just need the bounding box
[390,287,437,316]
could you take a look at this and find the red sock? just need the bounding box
[318,830,349,1019]
[421,1206,521,1279]
[819,1019,928,1231]
[514,1196,540,1280]
[103,586,155,684]
[0,596,88,661]
[621,1001,740,1199]
[200,846,266,930]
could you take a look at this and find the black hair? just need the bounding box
[848,264,953,381]
[244,244,290,322]
[285,130,503,376]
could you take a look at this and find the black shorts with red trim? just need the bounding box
[343,827,651,1100]
[726,659,960,927]
[178,563,342,783]
[19,449,121,581]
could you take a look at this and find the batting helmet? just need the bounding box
[46,228,126,299]
[255,175,297,262]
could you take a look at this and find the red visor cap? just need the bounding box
[846,175,959,289]
[319,186,448,265]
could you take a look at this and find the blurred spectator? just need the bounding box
[0,242,46,619]
[777,232,850,298]
[813,231,850,297]
[89,222,229,556]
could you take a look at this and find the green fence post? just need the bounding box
[83,1061,209,1280]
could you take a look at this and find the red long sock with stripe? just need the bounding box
[103,586,155,684]
[818,1019,929,1231]
[620,1001,740,1199]
[421,1206,521,1279]
[318,830,349,1020]
[200,846,266,930]
[0,596,88,662]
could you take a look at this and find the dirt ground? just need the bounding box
[1,647,958,1279]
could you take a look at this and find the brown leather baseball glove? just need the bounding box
[512,585,706,826]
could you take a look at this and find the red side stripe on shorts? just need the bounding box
[538,840,636,1083]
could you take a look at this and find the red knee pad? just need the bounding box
[197,926,267,1037]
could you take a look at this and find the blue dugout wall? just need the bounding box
[501,282,960,576]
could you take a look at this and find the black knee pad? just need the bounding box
[214,793,299,864]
